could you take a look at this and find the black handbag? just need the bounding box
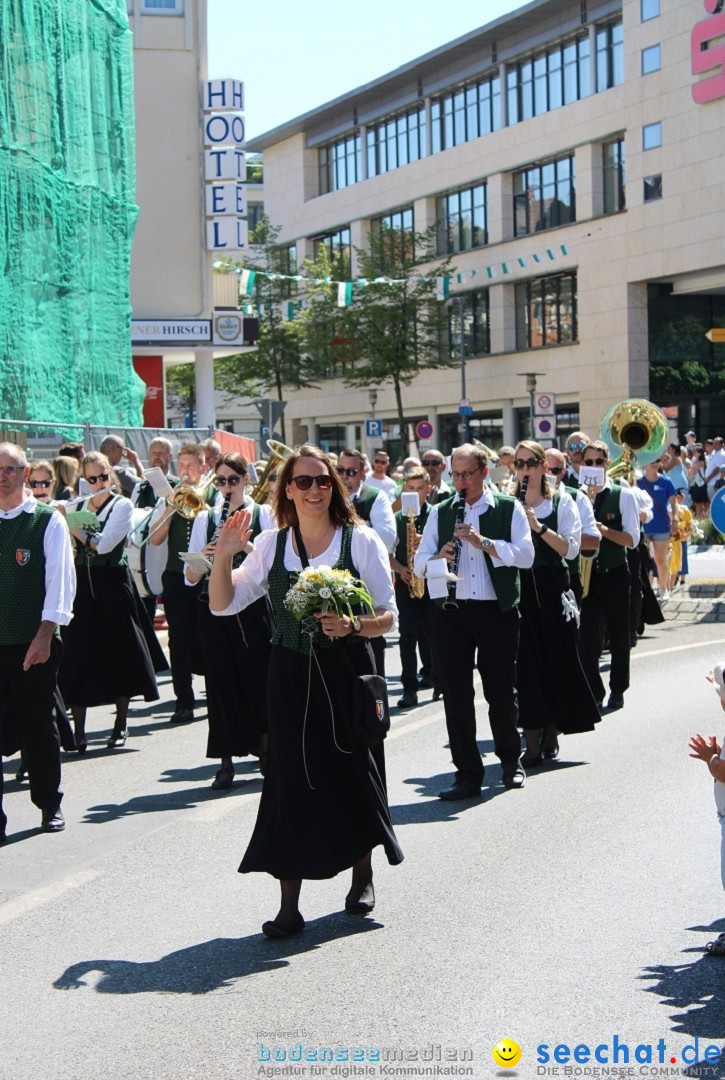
[293,526,390,748]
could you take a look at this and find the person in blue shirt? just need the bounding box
[638,459,677,599]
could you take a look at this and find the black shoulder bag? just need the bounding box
[294,526,390,748]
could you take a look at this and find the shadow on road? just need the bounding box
[639,918,725,1077]
[82,776,263,824]
[53,917,380,994]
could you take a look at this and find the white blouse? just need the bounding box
[212,525,398,629]
[530,489,581,561]
[81,495,134,555]
[185,499,275,584]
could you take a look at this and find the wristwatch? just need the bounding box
[349,616,363,635]
[481,537,492,550]
[538,523,549,536]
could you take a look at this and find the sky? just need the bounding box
[207,0,528,141]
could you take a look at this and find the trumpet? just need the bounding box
[130,470,215,547]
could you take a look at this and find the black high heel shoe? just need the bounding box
[107,729,127,749]
[345,880,375,915]
[75,737,88,756]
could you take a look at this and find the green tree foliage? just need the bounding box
[650,312,725,395]
[298,224,456,450]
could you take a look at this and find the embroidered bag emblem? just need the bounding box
[375,700,385,721]
[15,549,30,566]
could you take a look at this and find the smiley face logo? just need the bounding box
[492,1039,521,1069]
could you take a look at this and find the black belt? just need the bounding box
[448,598,498,604]
[593,562,627,575]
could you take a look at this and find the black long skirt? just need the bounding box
[239,642,404,881]
[517,565,600,734]
[59,565,166,707]
[196,596,273,758]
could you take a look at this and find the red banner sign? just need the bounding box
[692,0,725,104]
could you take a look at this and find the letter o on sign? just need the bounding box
[204,113,246,145]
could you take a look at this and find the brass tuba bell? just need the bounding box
[251,439,293,504]
[599,398,669,479]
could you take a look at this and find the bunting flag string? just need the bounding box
[214,244,570,307]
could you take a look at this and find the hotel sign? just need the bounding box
[203,78,248,251]
[132,315,255,347]
[692,0,725,103]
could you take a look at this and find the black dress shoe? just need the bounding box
[417,677,434,689]
[211,767,234,790]
[502,766,525,789]
[438,780,481,801]
[107,728,127,748]
[345,882,375,915]
[432,688,442,702]
[542,742,560,761]
[41,806,65,833]
[396,693,418,709]
[15,766,28,783]
[607,692,625,710]
[170,708,194,723]
[262,912,305,939]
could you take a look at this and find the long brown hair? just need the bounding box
[81,451,121,494]
[512,440,552,500]
[273,444,360,529]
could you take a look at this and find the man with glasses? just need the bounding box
[337,448,396,675]
[420,450,451,504]
[564,431,590,489]
[0,443,76,839]
[578,439,639,711]
[414,443,534,797]
[366,449,397,500]
[150,444,217,723]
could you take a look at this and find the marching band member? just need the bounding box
[414,443,534,798]
[512,442,599,766]
[578,440,640,711]
[563,431,590,489]
[185,453,274,788]
[545,447,600,607]
[59,452,166,752]
[132,437,179,510]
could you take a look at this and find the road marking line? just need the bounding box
[632,638,725,661]
[0,866,100,927]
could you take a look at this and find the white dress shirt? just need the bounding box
[0,497,76,626]
[185,499,274,585]
[531,490,581,560]
[630,484,654,525]
[353,486,397,554]
[213,525,398,629]
[574,489,600,539]
[414,490,535,601]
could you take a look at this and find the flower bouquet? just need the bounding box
[284,565,376,637]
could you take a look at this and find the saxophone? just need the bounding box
[443,489,467,610]
[406,510,426,599]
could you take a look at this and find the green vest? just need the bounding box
[134,473,180,510]
[166,512,196,575]
[205,501,262,570]
[269,525,365,654]
[0,503,54,646]
[394,503,430,569]
[436,492,521,612]
[564,485,582,577]
[532,491,567,571]
[354,484,380,522]
[593,484,626,571]
[75,495,127,568]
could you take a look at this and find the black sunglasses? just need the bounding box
[86,473,110,484]
[547,466,564,475]
[422,459,442,468]
[214,474,244,487]
[29,479,52,488]
[514,457,542,470]
[583,456,606,466]
[291,474,333,490]
[337,467,360,477]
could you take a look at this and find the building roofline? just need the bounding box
[246,0,562,150]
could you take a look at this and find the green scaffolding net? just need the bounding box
[0,0,144,426]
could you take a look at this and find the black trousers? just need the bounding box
[580,563,631,701]
[395,579,435,695]
[370,635,386,678]
[0,637,63,827]
[627,544,643,644]
[432,601,521,786]
[162,570,204,710]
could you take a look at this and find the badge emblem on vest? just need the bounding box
[375,700,385,721]
[15,549,31,566]
[604,513,616,521]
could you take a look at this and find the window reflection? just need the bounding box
[516,274,578,349]
[513,157,575,236]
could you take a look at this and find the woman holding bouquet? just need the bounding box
[210,444,402,938]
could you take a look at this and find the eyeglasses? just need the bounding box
[373,459,388,466]
[547,466,564,475]
[567,441,586,452]
[336,467,360,477]
[422,460,442,468]
[291,474,333,490]
[29,479,51,489]
[582,457,606,466]
[0,465,23,478]
[214,474,244,487]
[514,457,543,470]
[86,473,110,484]
[450,468,482,482]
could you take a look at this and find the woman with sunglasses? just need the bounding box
[512,441,600,767]
[59,452,166,753]
[27,460,56,505]
[209,444,402,938]
[185,453,274,788]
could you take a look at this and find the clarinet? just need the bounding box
[199,493,232,601]
[442,489,467,610]
[518,474,529,504]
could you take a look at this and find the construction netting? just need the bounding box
[0,0,144,426]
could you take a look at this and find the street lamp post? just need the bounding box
[517,371,546,440]
[368,389,378,420]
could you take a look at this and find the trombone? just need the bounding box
[128,470,215,547]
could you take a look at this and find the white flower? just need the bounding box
[318,587,331,599]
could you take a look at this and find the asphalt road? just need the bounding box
[3,618,725,1080]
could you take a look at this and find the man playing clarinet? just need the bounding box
[414,443,534,799]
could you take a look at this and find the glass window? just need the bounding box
[318,134,362,195]
[313,227,351,274]
[448,290,490,359]
[370,208,415,270]
[142,0,182,10]
[641,0,659,20]
[437,183,488,254]
[431,74,501,153]
[643,175,662,202]
[246,202,264,231]
[642,45,661,75]
[597,21,624,91]
[642,122,662,150]
[515,273,578,349]
[513,156,575,236]
[602,138,626,213]
[367,105,426,177]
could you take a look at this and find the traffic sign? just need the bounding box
[416,420,434,440]
[458,405,473,417]
[365,419,383,438]
[534,392,555,416]
[535,416,556,440]
[706,329,725,343]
